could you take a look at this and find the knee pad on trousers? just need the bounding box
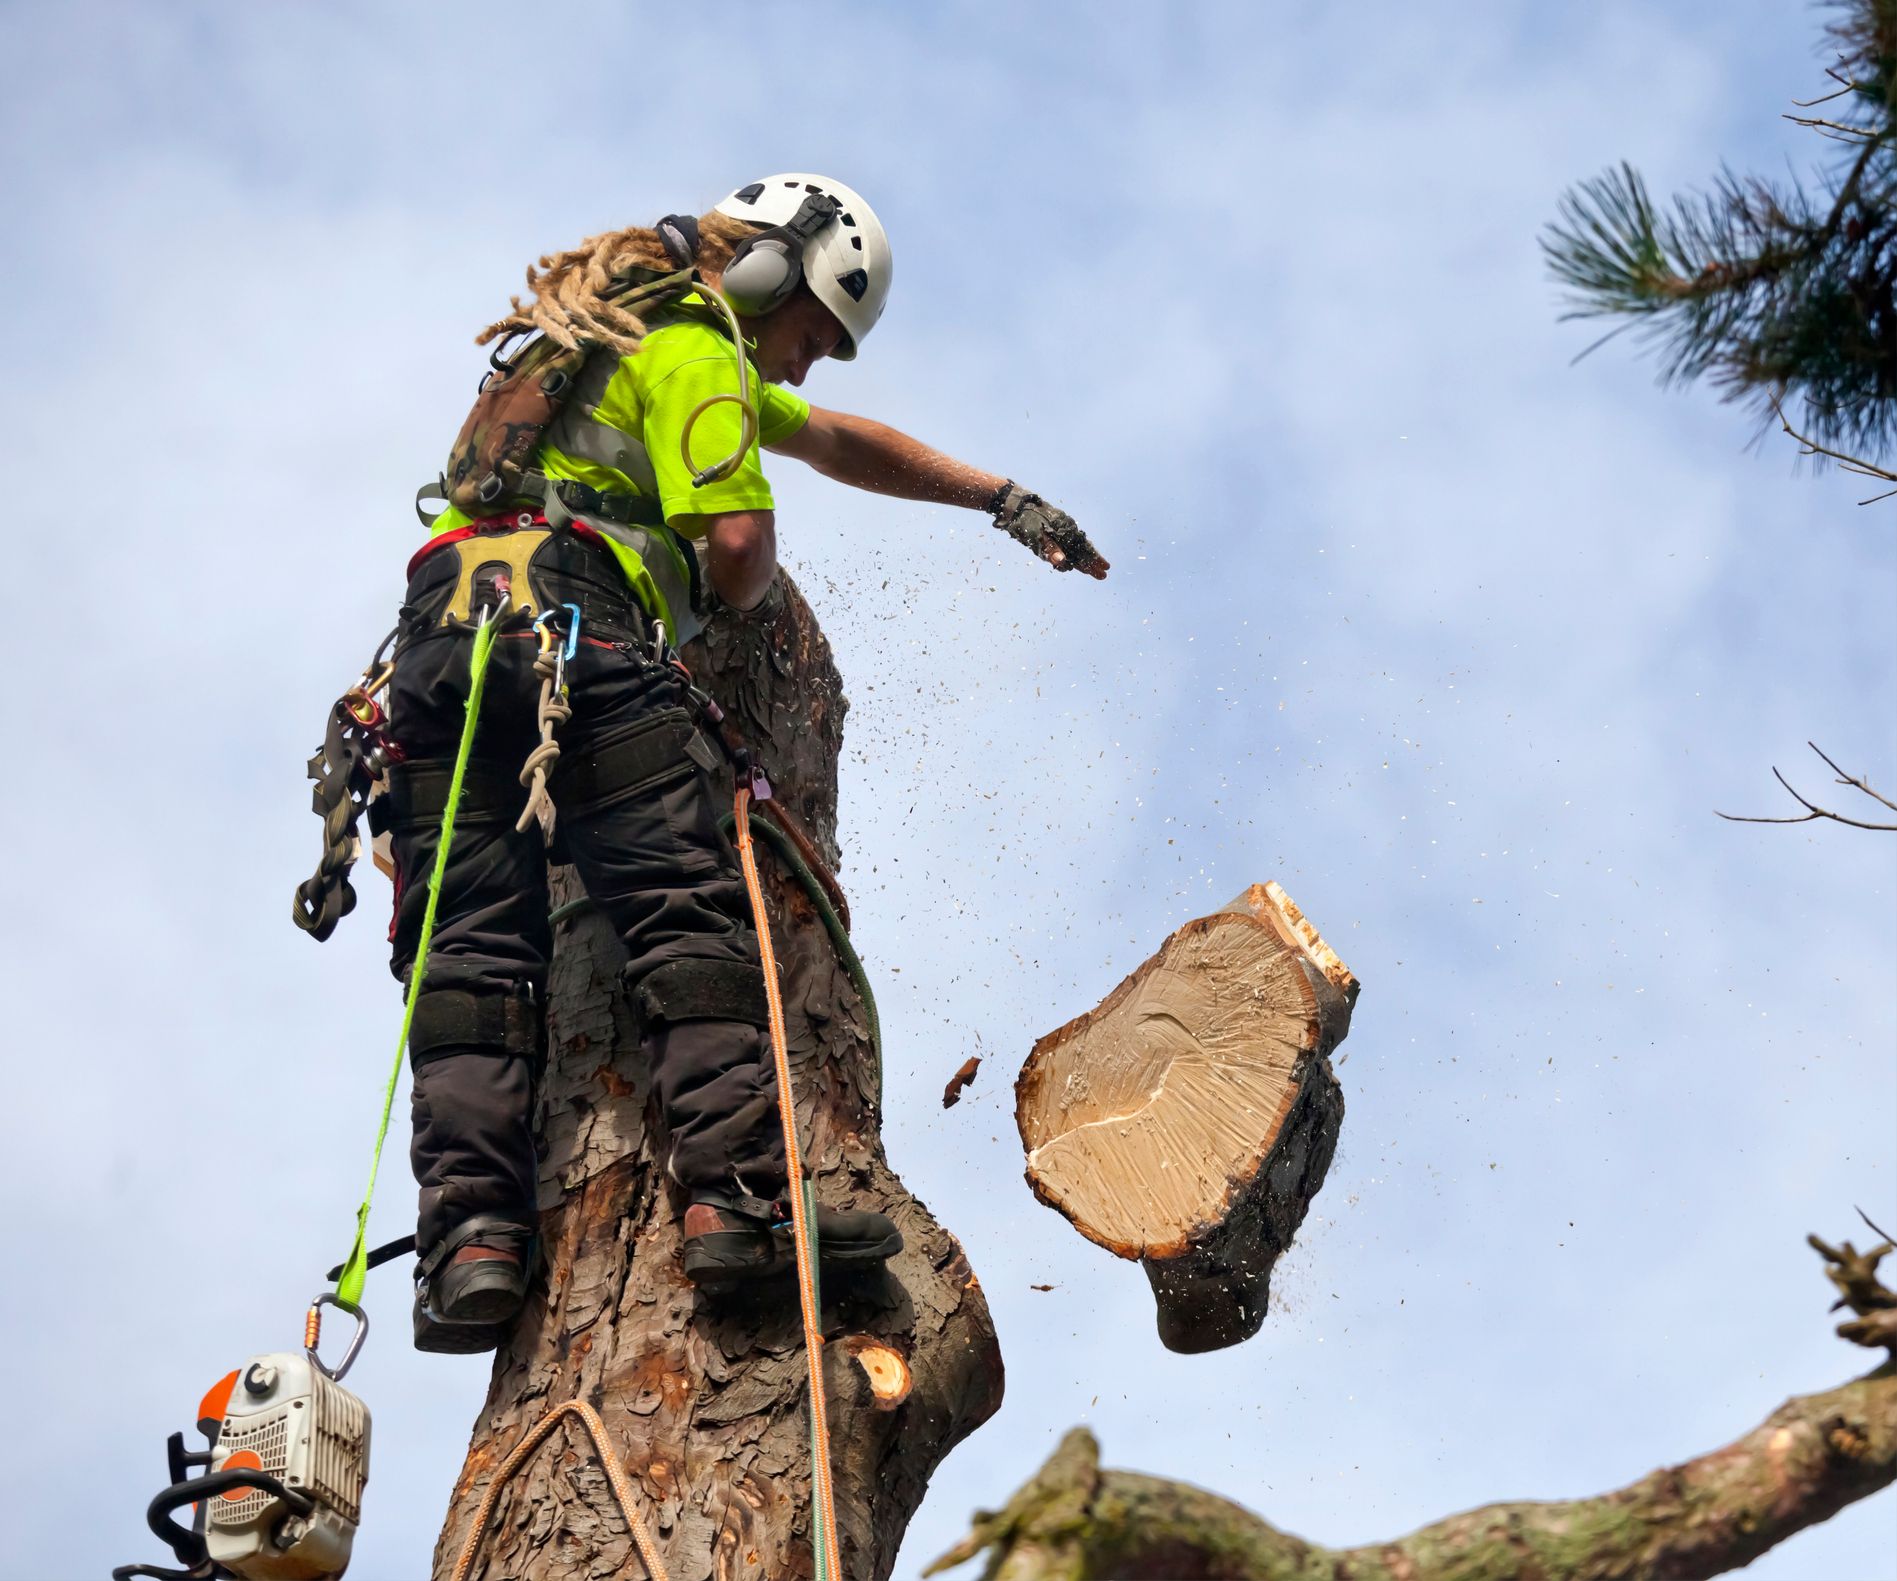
[629,959,768,1031]
[409,987,543,1068]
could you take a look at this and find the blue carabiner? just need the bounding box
[534,603,583,661]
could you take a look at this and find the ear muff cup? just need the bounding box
[720,239,801,316]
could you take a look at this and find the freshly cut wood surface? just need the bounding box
[1018,883,1355,1351]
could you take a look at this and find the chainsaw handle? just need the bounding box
[145,1469,317,1567]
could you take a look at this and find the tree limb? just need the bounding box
[1718,741,1897,832]
[930,1232,1897,1580]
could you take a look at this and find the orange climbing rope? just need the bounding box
[735,776,844,1580]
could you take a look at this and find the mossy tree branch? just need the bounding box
[929,1230,1897,1581]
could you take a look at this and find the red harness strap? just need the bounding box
[406,512,607,581]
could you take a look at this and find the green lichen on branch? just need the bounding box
[930,1230,1897,1581]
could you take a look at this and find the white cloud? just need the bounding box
[2,3,1890,1579]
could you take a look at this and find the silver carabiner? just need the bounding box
[305,1292,370,1383]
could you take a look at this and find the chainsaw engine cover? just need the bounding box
[205,1351,370,1579]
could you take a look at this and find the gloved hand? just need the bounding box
[987,482,1109,579]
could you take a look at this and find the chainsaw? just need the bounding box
[114,1294,371,1581]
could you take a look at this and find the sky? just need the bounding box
[1,2,1893,1578]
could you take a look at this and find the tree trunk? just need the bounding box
[431,577,1005,1581]
[1016,883,1354,1353]
[928,1233,1897,1580]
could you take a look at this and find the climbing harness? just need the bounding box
[517,604,580,841]
[734,765,845,1581]
[113,1298,372,1580]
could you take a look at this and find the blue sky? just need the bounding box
[2,3,1893,1578]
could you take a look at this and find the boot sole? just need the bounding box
[413,1297,508,1354]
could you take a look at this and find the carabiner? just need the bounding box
[305,1292,370,1383]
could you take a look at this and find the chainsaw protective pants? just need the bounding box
[382,530,787,1257]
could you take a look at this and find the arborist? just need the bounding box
[331,172,1108,1353]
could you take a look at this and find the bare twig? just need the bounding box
[1717,741,1897,832]
[1771,396,1897,501]
[1784,114,1880,141]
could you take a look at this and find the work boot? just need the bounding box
[681,1191,903,1288]
[413,1215,535,1353]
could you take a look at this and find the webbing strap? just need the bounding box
[335,611,504,1308]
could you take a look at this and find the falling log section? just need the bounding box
[1016,883,1357,1352]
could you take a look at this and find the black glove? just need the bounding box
[987,482,1109,578]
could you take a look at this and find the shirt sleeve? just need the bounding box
[643,352,805,525]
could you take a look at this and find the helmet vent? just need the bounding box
[836,268,869,303]
[733,182,764,205]
[850,235,863,250]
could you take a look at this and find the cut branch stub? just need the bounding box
[1017,883,1355,1353]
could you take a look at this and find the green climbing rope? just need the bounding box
[335,613,503,1308]
[549,808,882,1088]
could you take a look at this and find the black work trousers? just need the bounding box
[385,528,786,1255]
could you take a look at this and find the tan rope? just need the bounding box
[449,1399,668,1581]
[735,781,845,1580]
[515,635,571,839]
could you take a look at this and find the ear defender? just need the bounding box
[719,191,842,317]
[656,213,701,270]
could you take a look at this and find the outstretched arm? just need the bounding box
[771,407,1109,578]
[770,406,1003,507]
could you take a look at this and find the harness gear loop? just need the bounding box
[734,775,844,1581]
[516,605,580,841]
[450,1400,668,1581]
[294,630,403,942]
[334,596,508,1309]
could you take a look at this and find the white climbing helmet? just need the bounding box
[714,173,892,359]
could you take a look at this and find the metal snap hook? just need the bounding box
[305,1292,370,1382]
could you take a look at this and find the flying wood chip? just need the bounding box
[1015,883,1357,1353]
[942,1055,982,1108]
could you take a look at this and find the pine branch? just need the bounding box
[1545,0,1897,459]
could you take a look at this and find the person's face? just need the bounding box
[747,291,846,386]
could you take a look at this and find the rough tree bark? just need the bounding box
[1017,883,1354,1353]
[431,578,1005,1581]
[927,1231,1897,1581]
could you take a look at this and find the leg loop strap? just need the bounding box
[375,756,530,833]
[409,987,542,1067]
[551,707,718,816]
[631,958,768,1029]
